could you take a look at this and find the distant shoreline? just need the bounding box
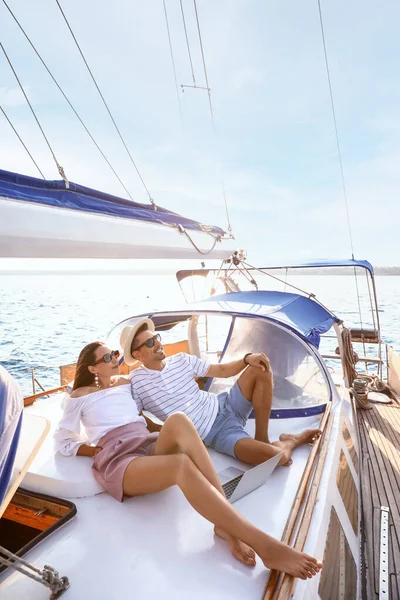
[1,267,400,276]
[0,269,176,276]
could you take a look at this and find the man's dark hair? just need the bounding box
[130,323,149,354]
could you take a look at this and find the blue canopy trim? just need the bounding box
[250,404,328,420]
[0,169,225,236]
[259,259,374,276]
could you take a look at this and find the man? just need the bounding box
[121,319,320,466]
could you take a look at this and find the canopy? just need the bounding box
[186,291,339,347]
[259,259,374,275]
[176,259,374,286]
[0,169,225,236]
[112,290,339,348]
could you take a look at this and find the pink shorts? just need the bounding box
[92,422,159,502]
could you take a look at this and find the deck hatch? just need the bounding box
[0,487,76,574]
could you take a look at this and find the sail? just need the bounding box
[0,169,225,234]
[0,169,235,259]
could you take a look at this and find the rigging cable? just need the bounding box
[317,0,365,338]
[55,0,155,206]
[193,0,214,125]
[2,0,135,200]
[179,0,197,86]
[175,224,221,255]
[162,0,184,126]
[0,41,69,185]
[0,104,45,178]
[160,1,233,237]
[353,265,367,364]
[192,0,233,235]
[365,270,377,332]
[241,260,337,313]
[317,0,354,259]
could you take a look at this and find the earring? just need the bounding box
[94,373,100,388]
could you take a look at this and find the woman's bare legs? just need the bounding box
[153,413,255,565]
[123,415,323,579]
[153,413,225,491]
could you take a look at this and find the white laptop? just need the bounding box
[219,452,283,503]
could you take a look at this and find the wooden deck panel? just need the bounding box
[358,403,400,599]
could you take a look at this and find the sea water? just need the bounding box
[1,273,400,394]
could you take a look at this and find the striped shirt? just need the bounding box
[129,353,218,440]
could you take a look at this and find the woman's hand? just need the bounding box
[142,413,163,433]
[77,444,103,457]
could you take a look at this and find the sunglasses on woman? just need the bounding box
[133,333,162,352]
[92,350,120,365]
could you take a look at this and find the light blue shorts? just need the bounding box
[203,381,252,458]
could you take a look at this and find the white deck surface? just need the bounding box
[0,396,323,600]
[0,414,49,518]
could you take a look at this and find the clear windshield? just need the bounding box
[206,316,330,409]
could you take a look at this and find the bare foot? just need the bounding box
[271,429,321,467]
[214,526,256,566]
[259,539,323,580]
[279,429,322,446]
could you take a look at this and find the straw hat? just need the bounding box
[120,318,155,366]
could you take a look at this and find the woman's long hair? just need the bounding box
[72,342,103,391]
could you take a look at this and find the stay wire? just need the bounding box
[192,0,232,235]
[317,0,354,259]
[193,0,214,126]
[353,266,366,360]
[55,0,155,205]
[241,261,336,314]
[179,0,196,86]
[162,0,184,127]
[318,0,365,356]
[365,270,377,332]
[0,104,45,178]
[2,0,134,199]
[0,41,68,183]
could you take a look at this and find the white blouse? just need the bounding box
[54,384,145,456]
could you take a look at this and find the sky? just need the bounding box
[1,0,400,268]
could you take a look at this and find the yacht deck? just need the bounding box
[358,401,400,599]
[0,395,325,600]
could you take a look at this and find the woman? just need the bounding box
[54,341,323,580]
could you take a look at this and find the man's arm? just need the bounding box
[206,353,271,378]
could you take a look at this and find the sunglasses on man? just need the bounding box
[133,333,162,352]
[92,350,120,365]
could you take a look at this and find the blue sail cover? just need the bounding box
[0,366,23,506]
[0,169,225,235]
